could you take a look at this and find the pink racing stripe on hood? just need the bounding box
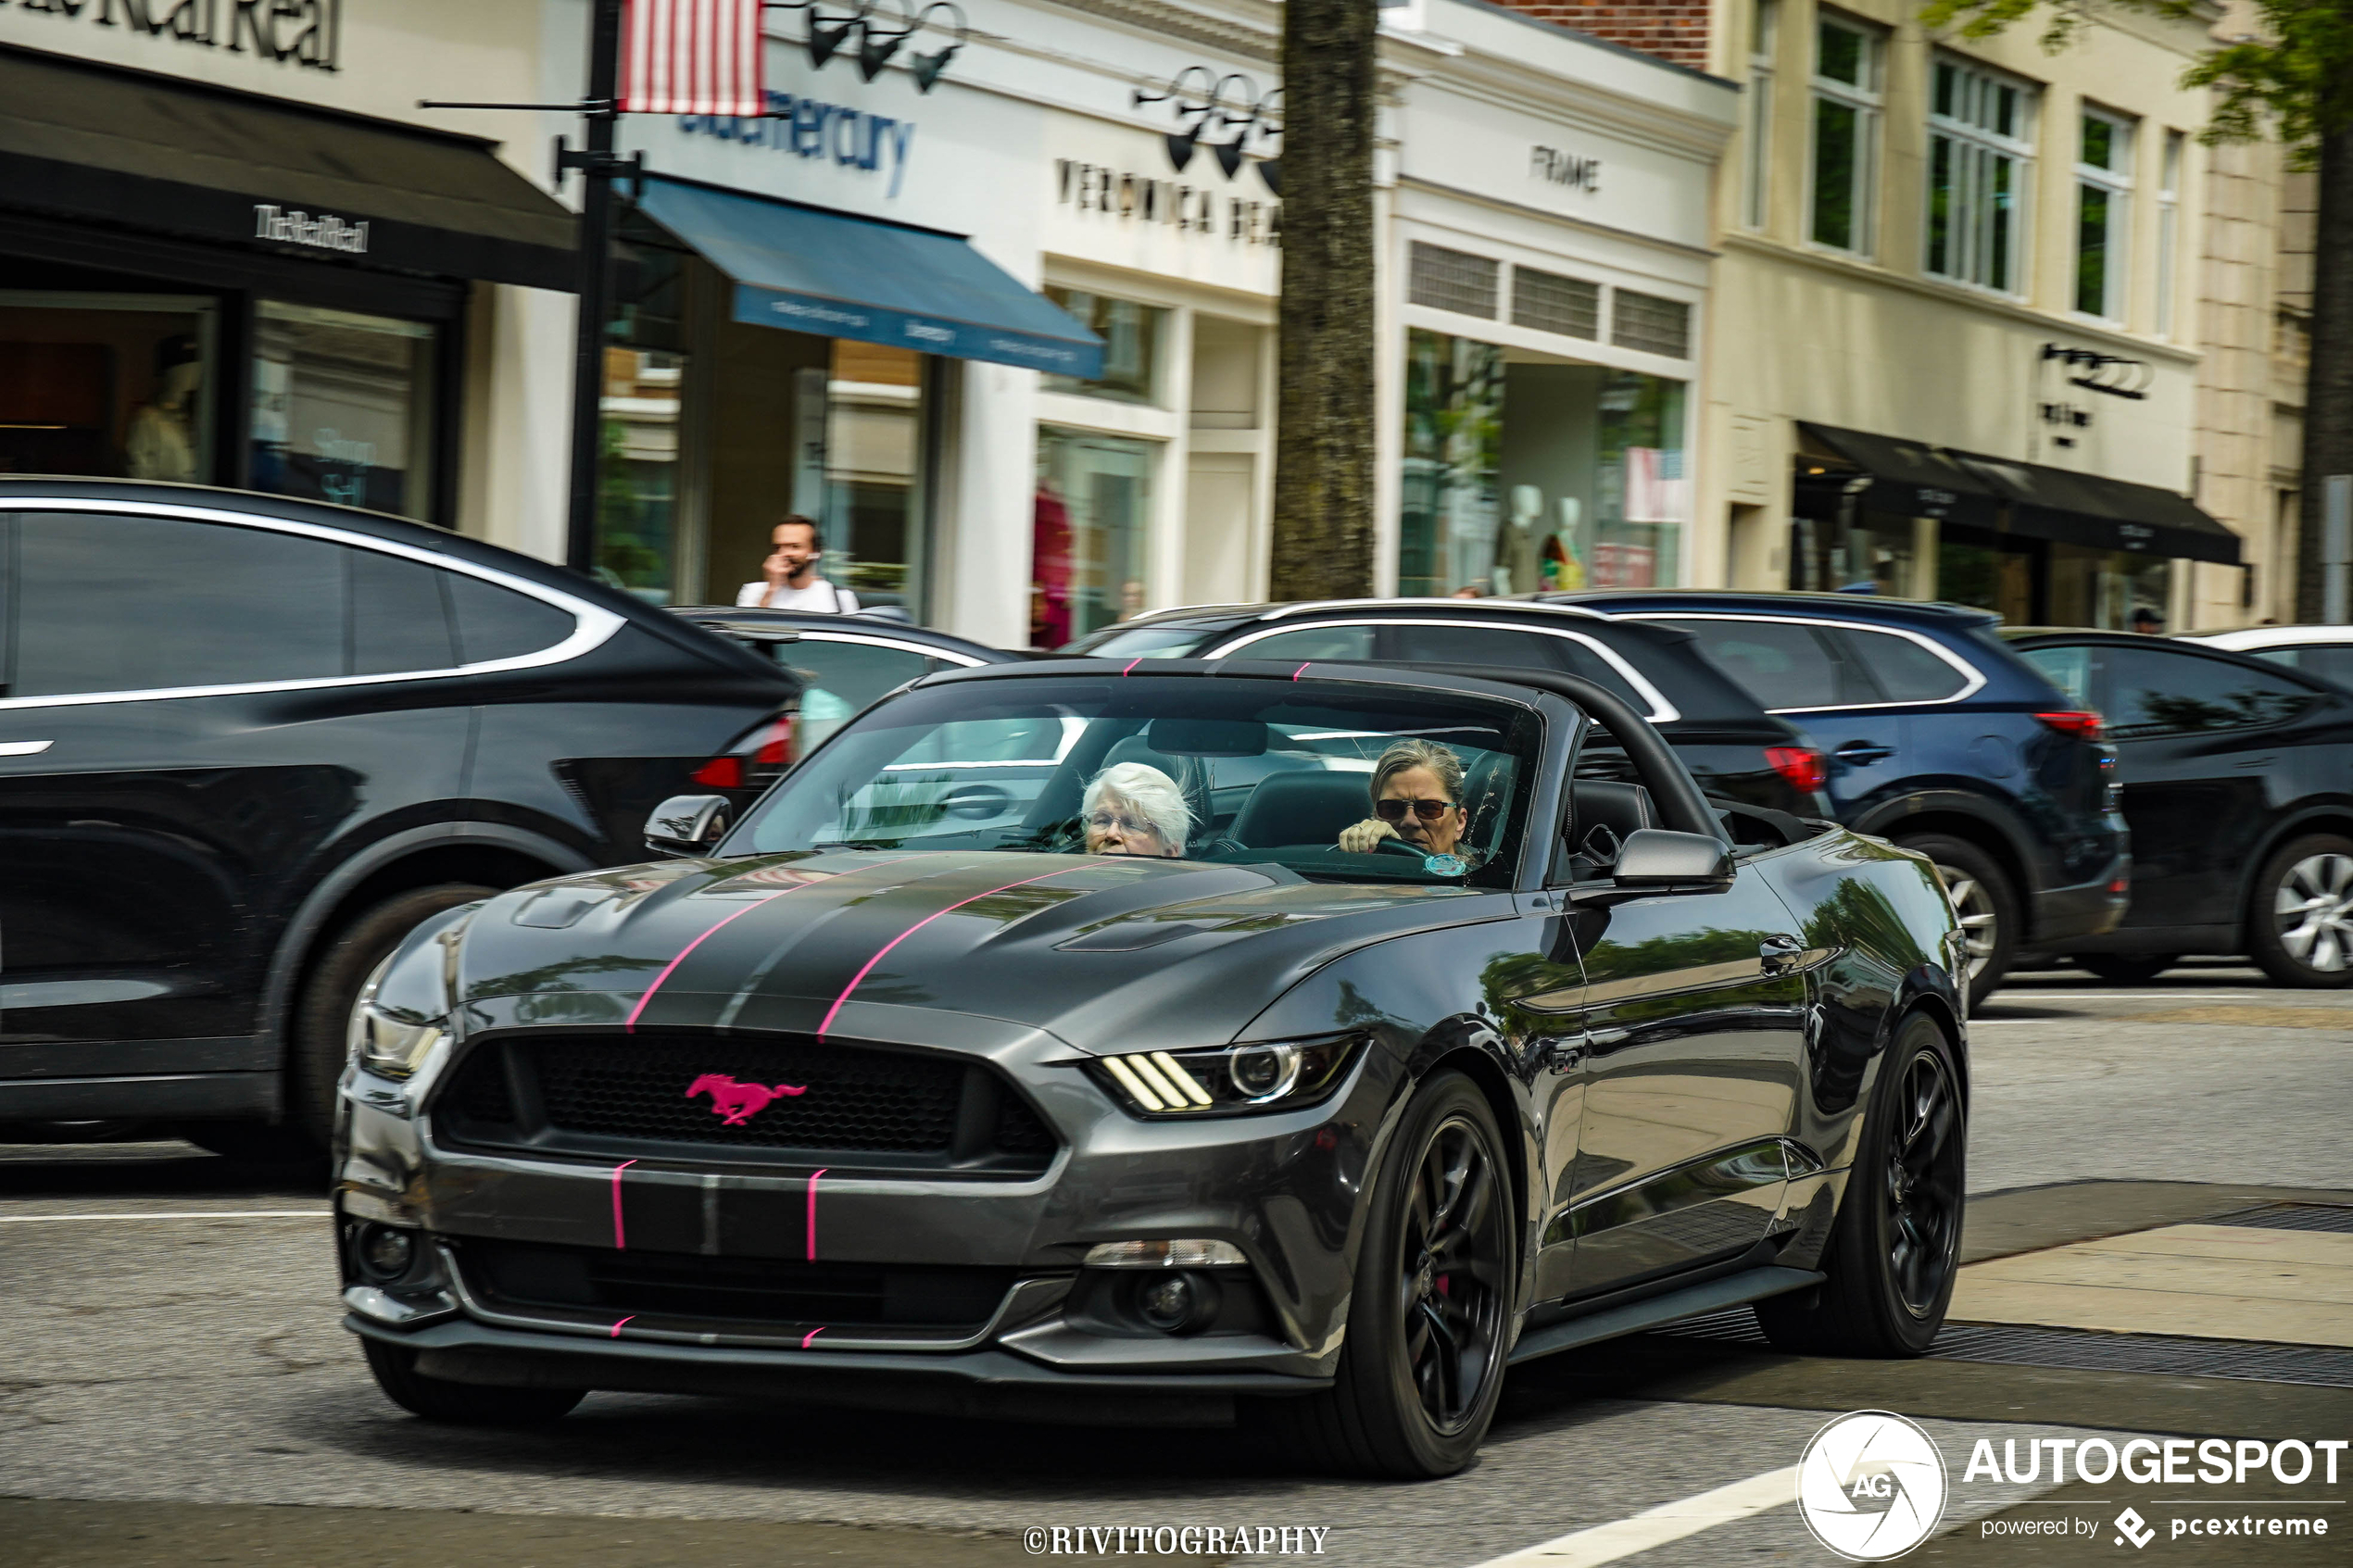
[814,865,1083,1039]
[624,859,910,1032]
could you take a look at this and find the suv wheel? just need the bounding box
[1901,834,2015,1008]
[2250,834,2353,988]
[1755,1011,1964,1356]
[1255,1072,1514,1477]
[290,884,498,1150]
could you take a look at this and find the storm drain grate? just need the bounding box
[1647,1311,2353,1389]
[2208,1202,2353,1234]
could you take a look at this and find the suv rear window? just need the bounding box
[1653,617,1851,709]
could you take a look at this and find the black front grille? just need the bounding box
[435,1033,1058,1175]
[460,1237,1014,1335]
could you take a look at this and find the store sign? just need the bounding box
[1054,158,1279,246]
[252,202,369,253]
[15,0,344,71]
[679,87,916,199]
[1529,145,1602,193]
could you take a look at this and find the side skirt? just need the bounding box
[1505,1263,1825,1366]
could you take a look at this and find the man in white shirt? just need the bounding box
[736,515,860,613]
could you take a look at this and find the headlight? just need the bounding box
[1088,1035,1362,1118]
[348,957,448,1081]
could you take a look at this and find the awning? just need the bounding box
[635,177,1102,379]
[1795,422,2242,567]
[0,44,576,292]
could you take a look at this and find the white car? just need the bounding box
[2185,625,2353,689]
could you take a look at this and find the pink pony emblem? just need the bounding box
[685,1073,807,1124]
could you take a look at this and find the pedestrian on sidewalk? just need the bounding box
[736,515,859,612]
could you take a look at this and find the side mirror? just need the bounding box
[644,794,733,858]
[1610,828,1733,891]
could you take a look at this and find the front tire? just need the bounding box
[361,1338,584,1425]
[1756,1011,1964,1357]
[2249,834,2353,988]
[1902,834,2015,1009]
[1259,1072,1515,1477]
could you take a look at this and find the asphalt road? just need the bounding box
[3,960,2347,1567]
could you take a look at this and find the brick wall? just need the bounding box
[1489,1,1713,72]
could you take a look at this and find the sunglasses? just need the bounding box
[1375,797,1457,824]
[1086,809,1160,837]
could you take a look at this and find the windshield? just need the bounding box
[728,675,1544,887]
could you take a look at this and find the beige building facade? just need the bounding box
[1696,0,2244,631]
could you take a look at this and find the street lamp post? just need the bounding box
[562,0,627,577]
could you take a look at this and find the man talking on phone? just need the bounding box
[736,515,859,613]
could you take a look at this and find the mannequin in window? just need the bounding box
[126,335,202,483]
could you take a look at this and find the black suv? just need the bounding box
[0,481,794,1150]
[1063,599,1833,821]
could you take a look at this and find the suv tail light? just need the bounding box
[2034,710,2104,742]
[690,715,795,791]
[1764,746,1829,794]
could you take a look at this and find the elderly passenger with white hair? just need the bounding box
[1081,761,1192,859]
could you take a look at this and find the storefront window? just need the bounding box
[825,340,926,606]
[2048,543,2170,631]
[598,346,685,602]
[1937,533,2034,623]
[250,301,436,519]
[1034,429,1153,648]
[0,292,217,483]
[1790,511,1921,596]
[1041,288,1164,404]
[1399,328,1686,597]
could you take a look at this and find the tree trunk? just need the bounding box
[2296,115,2353,621]
[1270,0,1379,601]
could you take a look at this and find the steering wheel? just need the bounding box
[1373,835,1430,859]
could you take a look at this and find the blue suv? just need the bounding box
[1543,591,2128,1002]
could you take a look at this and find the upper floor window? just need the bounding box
[2156,130,2184,337]
[1041,288,1166,405]
[2074,107,2135,320]
[1810,15,1883,254]
[1926,56,2034,294]
[1743,0,1779,231]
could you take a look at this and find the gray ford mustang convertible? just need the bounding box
[335,660,1969,1477]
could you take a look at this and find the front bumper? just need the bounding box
[335,1017,1386,1406]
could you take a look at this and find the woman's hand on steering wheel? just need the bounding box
[1338,818,1396,855]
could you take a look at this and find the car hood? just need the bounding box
[451,849,1506,1054]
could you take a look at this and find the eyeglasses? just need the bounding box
[1086,809,1159,837]
[1375,797,1457,824]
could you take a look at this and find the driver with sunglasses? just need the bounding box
[1339,739,1475,867]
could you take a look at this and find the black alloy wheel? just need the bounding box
[1257,1072,1515,1477]
[1756,1011,1964,1356]
[2070,952,2180,986]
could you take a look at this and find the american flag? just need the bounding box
[620,0,765,118]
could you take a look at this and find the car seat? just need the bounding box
[1230,770,1372,849]
[1568,779,1656,869]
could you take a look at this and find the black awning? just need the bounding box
[1795,421,2243,566]
[1794,423,2000,530]
[1953,452,2244,566]
[0,44,575,292]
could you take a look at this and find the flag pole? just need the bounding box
[562,0,627,575]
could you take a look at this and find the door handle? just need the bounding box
[0,740,55,757]
[1832,740,1894,766]
[1539,1035,1588,1073]
[1759,933,1806,973]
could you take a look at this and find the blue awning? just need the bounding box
[635,177,1102,379]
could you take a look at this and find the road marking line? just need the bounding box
[0,1210,325,1223]
[1468,1466,1799,1567]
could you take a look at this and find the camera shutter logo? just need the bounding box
[1796,1411,1949,1561]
